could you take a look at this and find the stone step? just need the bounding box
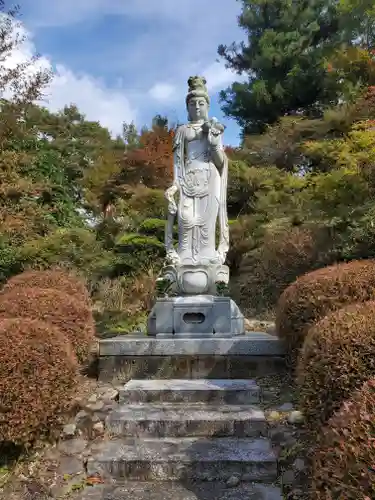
[119,378,261,404]
[87,436,278,482]
[71,481,283,500]
[106,403,267,438]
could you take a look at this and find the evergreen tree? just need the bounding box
[337,0,375,49]
[218,0,375,135]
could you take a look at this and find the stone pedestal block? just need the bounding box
[147,295,244,337]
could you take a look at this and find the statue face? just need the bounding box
[187,96,208,122]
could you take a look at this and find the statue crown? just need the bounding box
[187,76,207,92]
[186,75,210,105]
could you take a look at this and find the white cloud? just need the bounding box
[145,62,245,106]
[204,62,245,91]
[45,66,136,135]
[1,19,136,136]
[148,83,176,102]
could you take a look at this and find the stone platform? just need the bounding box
[98,333,286,384]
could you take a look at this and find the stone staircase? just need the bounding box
[76,333,291,500]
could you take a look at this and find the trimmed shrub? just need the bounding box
[0,287,95,362]
[0,318,78,445]
[114,233,165,274]
[138,218,166,241]
[1,268,90,305]
[310,379,375,500]
[276,259,375,361]
[297,301,375,430]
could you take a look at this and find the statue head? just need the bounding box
[186,76,209,122]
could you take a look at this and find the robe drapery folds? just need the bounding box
[166,123,229,264]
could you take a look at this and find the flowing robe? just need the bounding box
[166,122,229,265]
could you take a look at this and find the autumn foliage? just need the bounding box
[297,301,375,430]
[0,287,95,362]
[0,318,78,445]
[1,268,90,305]
[310,379,375,500]
[275,260,375,363]
[121,125,174,189]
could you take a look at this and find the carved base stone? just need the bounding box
[147,295,244,338]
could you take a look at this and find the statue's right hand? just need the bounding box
[165,184,178,214]
[168,200,177,215]
[165,184,178,200]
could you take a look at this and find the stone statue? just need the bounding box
[165,76,229,268]
[148,76,244,337]
[156,76,230,297]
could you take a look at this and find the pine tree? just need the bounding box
[218,0,375,135]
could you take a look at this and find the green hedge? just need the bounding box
[114,233,165,273]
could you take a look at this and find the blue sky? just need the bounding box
[13,0,246,145]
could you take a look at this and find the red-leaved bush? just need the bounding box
[310,379,375,499]
[1,268,90,305]
[0,318,78,445]
[276,259,375,363]
[297,301,375,430]
[0,287,95,362]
